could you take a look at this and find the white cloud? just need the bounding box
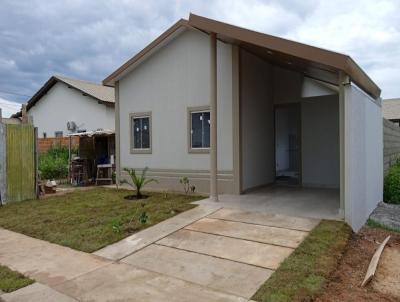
[0,98,21,118]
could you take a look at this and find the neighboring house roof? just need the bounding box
[103,14,380,99]
[383,98,400,120]
[13,75,114,118]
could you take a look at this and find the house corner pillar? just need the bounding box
[210,32,218,201]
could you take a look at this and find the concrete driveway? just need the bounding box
[1,206,319,302]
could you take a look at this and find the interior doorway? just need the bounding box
[275,104,301,185]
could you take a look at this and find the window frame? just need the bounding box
[130,112,152,154]
[187,106,210,154]
[54,131,63,138]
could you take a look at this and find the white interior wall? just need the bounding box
[240,50,275,190]
[119,29,233,171]
[240,60,339,190]
[272,67,339,188]
[275,107,290,171]
[301,95,339,188]
[345,84,383,231]
[28,82,115,138]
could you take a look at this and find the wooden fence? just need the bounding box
[0,119,37,204]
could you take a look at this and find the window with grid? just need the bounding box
[190,110,210,149]
[131,115,150,150]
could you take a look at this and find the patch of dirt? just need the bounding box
[373,246,400,298]
[315,227,400,302]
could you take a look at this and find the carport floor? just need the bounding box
[195,185,341,220]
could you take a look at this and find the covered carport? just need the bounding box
[188,14,383,230]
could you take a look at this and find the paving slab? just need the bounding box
[94,204,221,260]
[0,228,109,286]
[55,262,248,302]
[157,229,293,269]
[209,208,320,231]
[186,217,308,248]
[1,283,77,302]
[122,244,272,298]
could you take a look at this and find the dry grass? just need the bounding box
[0,188,202,252]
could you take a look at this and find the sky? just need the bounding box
[0,97,21,118]
[0,0,399,111]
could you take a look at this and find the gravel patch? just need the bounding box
[370,202,400,230]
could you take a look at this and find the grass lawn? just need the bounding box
[0,265,33,293]
[0,188,202,253]
[252,220,352,302]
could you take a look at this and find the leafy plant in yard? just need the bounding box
[123,167,158,199]
[138,211,149,224]
[111,219,123,233]
[128,203,149,227]
[180,177,190,194]
[180,177,195,194]
[384,160,400,204]
[39,145,76,180]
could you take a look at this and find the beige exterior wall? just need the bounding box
[118,29,234,193]
[28,82,115,138]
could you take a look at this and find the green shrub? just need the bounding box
[39,145,73,180]
[384,161,400,204]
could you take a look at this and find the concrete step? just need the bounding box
[185,217,308,248]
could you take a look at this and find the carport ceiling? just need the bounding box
[188,13,380,99]
[239,41,339,86]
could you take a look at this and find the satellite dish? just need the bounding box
[67,121,77,131]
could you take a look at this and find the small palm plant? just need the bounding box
[123,167,157,199]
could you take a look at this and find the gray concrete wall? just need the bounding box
[383,118,400,173]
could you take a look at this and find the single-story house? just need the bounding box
[382,98,400,126]
[103,14,383,231]
[13,75,115,138]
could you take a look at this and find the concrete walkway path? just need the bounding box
[0,205,319,301]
